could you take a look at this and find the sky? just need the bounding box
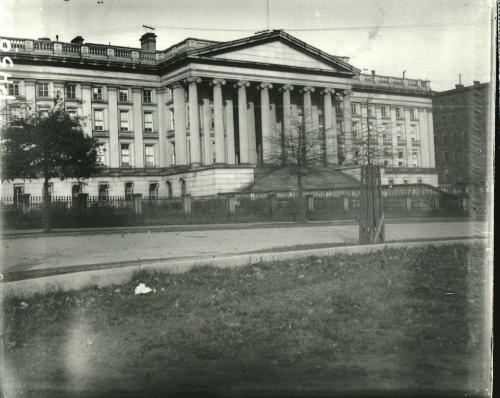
[0,0,494,91]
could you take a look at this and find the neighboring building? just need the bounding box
[0,30,437,198]
[432,81,490,186]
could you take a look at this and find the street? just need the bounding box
[0,220,487,274]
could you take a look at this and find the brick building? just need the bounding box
[432,81,490,186]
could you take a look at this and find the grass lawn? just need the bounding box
[1,243,490,398]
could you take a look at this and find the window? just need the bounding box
[410,108,417,119]
[381,106,387,118]
[144,111,153,132]
[210,106,215,128]
[442,134,448,144]
[367,107,373,117]
[166,181,173,198]
[93,87,103,100]
[124,182,134,200]
[412,152,419,167]
[66,84,76,99]
[395,107,401,118]
[396,124,403,139]
[383,159,389,166]
[42,183,54,198]
[149,183,159,199]
[388,179,394,185]
[417,178,423,184]
[120,111,129,132]
[168,109,175,130]
[39,110,49,118]
[8,81,19,97]
[403,179,409,185]
[37,83,49,97]
[72,184,81,198]
[94,110,104,131]
[96,144,106,165]
[180,179,187,195]
[145,144,155,166]
[143,89,152,103]
[166,88,173,102]
[121,143,131,166]
[352,121,359,139]
[443,151,449,162]
[13,184,24,204]
[98,184,109,200]
[410,125,418,140]
[398,150,404,159]
[351,104,358,114]
[119,89,128,102]
[335,103,342,115]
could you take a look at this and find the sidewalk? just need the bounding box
[0,217,480,239]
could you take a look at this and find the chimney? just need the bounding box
[140,32,157,52]
[473,80,480,86]
[371,70,376,77]
[455,84,464,89]
[71,36,84,44]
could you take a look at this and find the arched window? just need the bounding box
[180,179,187,196]
[166,181,172,198]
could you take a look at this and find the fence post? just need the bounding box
[133,193,142,215]
[307,195,314,213]
[268,193,275,220]
[183,194,191,216]
[405,197,412,212]
[22,194,31,215]
[77,193,88,216]
[228,195,236,216]
[343,196,350,212]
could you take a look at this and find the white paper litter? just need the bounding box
[135,283,154,295]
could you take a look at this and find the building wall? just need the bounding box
[432,82,489,186]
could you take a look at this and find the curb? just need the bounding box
[0,238,485,298]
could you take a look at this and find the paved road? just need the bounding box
[0,221,487,273]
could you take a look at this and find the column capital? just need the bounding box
[301,86,315,93]
[234,80,250,88]
[321,87,335,95]
[258,82,273,90]
[184,76,202,84]
[210,79,226,87]
[170,81,184,90]
[280,84,294,92]
[343,89,352,97]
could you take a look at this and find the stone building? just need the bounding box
[1,30,437,198]
[432,81,490,186]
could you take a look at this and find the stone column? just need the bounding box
[427,108,436,167]
[201,87,212,166]
[281,84,293,135]
[258,82,273,163]
[404,107,413,167]
[301,86,315,133]
[186,76,202,166]
[81,84,92,137]
[391,106,398,166]
[107,87,120,168]
[211,79,226,164]
[419,108,430,167]
[247,90,257,164]
[342,90,353,163]
[172,82,187,165]
[322,88,337,164]
[225,90,236,165]
[235,81,250,164]
[157,88,168,167]
[132,88,144,167]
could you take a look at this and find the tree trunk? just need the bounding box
[296,173,308,221]
[42,176,51,232]
[359,165,384,244]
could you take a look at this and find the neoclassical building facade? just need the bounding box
[1,30,437,198]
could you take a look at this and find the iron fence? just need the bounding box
[0,183,476,229]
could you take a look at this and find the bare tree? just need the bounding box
[264,114,325,197]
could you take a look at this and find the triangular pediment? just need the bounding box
[210,41,337,71]
[191,31,358,76]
